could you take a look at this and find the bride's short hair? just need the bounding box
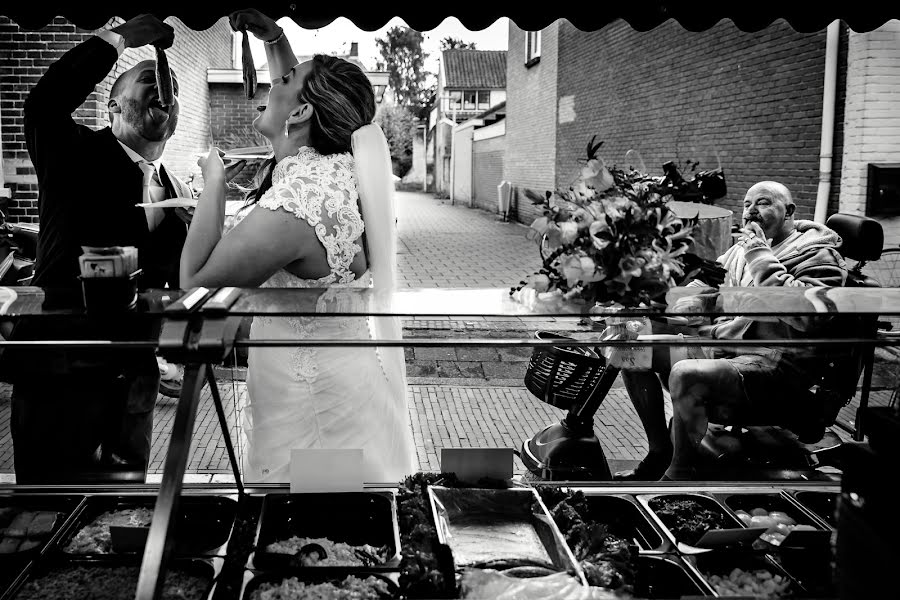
[300,55,376,156]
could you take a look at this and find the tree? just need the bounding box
[375,104,417,177]
[376,27,434,119]
[440,37,477,50]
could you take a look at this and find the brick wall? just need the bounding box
[473,131,505,213]
[0,16,232,222]
[839,21,900,246]
[209,82,272,201]
[504,22,558,224]
[553,20,834,221]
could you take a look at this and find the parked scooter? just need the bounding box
[0,210,37,287]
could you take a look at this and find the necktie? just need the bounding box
[139,161,166,231]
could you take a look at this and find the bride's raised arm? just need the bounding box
[229,9,298,84]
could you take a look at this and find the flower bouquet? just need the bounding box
[511,136,728,313]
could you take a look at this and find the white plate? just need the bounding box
[137,198,246,217]
[136,198,197,209]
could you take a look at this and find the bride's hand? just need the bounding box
[229,9,283,42]
[198,147,226,185]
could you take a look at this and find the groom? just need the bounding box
[8,14,193,483]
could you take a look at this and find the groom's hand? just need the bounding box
[112,14,175,49]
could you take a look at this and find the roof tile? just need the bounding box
[443,49,507,89]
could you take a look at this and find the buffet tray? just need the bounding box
[634,553,716,598]
[54,494,238,558]
[3,555,222,600]
[0,495,84,591]
[240,569,400,600]
[713,491,831,549]
[637,492,765,554]
[248,492,401,572]
[788,490,839,529]
[562,490,673,554]
[767,545,838,598]
[428,486,586,584]
[685,550,808,598]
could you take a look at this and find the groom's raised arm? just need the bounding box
[23,37,119,167]
[24,15,174,170]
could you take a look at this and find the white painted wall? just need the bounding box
[839,20,900,245]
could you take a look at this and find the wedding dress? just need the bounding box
[226,143,415,484]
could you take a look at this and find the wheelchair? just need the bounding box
[520,213,884,481]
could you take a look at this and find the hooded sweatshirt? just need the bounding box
[708,220,848,384]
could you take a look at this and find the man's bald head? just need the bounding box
[746,181,793,206]
[110,60,153,106]
[742,180,796,245]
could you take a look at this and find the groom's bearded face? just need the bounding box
[114,61,180,142]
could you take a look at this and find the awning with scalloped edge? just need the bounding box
[1,2,898,33]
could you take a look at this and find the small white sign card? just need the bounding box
[290,449,364,493]
[441,447,513,483]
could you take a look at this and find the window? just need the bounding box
[526,31,542,65]
[463,90,477,110]
[447,90,462,111]
[866,163,900,217]
[477,90,491,109]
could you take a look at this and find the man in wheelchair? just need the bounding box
[616,181,849,480]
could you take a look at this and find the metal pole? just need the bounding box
[854,348,875,442]
[136,364,205,600]
[206,365,243,494]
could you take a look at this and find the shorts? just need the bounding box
[699,348,814,425]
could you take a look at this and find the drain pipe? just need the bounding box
[814,20,841,224]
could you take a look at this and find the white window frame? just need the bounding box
[526,31,542,65]
[463,90,477,110]
[477,90,491,109]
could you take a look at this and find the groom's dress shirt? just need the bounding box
[118,141,166,231]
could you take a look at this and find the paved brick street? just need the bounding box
[0,192,875,481]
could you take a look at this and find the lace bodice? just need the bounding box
[226,146,377,387]
[227,146,369,289]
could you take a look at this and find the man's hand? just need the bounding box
[229,9,283,42]
[112,14,175,49]
[737,221,771,251]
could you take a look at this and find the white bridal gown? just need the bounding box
[226,146,415,484]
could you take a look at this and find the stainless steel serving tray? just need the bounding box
[637,492,766,554]
[428,486,587,585]
[554,488,674,554]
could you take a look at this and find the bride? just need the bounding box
[181,8,415,483]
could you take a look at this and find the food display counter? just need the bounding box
[0,481,842,599]
[0,285,895,599]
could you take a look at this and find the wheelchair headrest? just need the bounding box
[826,213,883,262]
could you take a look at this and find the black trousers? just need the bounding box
[11,372,156,484]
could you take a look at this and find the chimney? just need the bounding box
[350,42,358,57]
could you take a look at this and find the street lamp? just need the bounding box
[368,71,389,104]
[373,84,387,103]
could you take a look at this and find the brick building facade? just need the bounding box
[208,80,272,202]
[503,23,559,224]
[0,16,233,222]
[503,20,860,228]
